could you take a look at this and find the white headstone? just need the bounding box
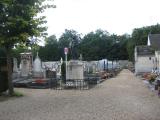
[58,58,63,75]
[13,58,18,72]
[33,52,44,78]
[66,60,84,80]
[33,52,42,72]
[147,35,151,46]
[20,52,33,77]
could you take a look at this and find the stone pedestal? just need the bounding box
[66,60,84,80]
[33,72,44,78]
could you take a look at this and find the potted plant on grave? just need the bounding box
[147,74,156,84]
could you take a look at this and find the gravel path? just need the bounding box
[0,69,160,120]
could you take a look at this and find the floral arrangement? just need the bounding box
[146,73,157,83]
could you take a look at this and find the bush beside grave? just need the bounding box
[0,48,8,93]
[0,72,8,93]
[61,62,66,82]
[143,73,157,84]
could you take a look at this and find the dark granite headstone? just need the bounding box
[46,70,56,78]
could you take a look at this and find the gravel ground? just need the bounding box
[0,69,160,120]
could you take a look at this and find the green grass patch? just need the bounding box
[0,91,23,102]
[12,91,24,97]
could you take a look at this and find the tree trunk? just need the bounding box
[6,48,14,95]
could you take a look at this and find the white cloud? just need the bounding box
[43,0,160,38]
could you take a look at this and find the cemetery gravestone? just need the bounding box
[66,60,84,80]
[20,52,33,77]
[13,58,18,72]
[12,58,20,79]
[46,70,56,78]
[33,53,43,78]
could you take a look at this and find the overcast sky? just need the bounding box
[44,0,160,38]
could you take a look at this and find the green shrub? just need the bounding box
[0,72,8,93]
[0,48,8,93]
[61,62,66,82]
[12,91,23,97]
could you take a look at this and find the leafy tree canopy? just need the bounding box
[0,0,55,48]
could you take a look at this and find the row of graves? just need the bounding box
[13,52,121,90]
[141,71,160,97]
[48,59,121,89]
[135,34,160,97]
[13,52,62,89]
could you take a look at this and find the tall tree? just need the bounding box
[39,35,60,61]
[79,29,112,60]
[79,30,129,61]
[58,29,81,59]
[0,0,55,95]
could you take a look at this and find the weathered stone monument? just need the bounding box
[56,58,63,79]
[66,37,84,81]
[66,60,84,80]
[12,58,20,79]
[42,62,59,79]
[91,61,98,73]
[13,58,18,73]
[84,61,99,74]
[20,52,33,77]
[33,53,43,78]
